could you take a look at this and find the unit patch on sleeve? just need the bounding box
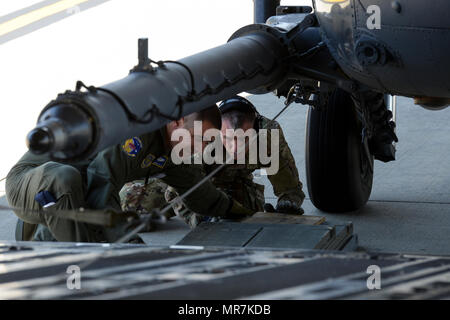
[122,137,143,157]
[141,153,156,168]
[152,156,168,168]
[141,154,168,169]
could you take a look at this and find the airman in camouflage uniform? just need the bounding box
[121,96,305,227]
[210,114,305,213]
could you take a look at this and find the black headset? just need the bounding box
[218,96,261,130]
[218,96,259,115]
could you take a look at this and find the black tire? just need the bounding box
[305,88,374,213]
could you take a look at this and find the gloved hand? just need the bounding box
[263,203,276,212]
[276,199,304,215]
[264,199,304,215]
[35,190,57,208]
[227,199,255,219]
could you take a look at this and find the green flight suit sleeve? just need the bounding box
[85,136,151,210]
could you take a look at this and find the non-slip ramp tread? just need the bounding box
[177,222,336,249]
[177,222,262,247]
[245,224,334,249]
[243,212,326,225]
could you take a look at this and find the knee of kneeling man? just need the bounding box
[45,163,83,194]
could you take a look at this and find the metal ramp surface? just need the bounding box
[1,241,450,299]
[176,219,354,251]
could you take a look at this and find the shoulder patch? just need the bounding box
[152,155,168,168]
[122,137,142,157]
[141,153,156,168]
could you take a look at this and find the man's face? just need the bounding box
[221,117,254,160]
[166,118,216,156]
[192,120,216,155]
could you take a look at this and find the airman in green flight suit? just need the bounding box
[6,106,253,242]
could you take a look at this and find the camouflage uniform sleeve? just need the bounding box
[263,118,306,206]
[161,164,232,217]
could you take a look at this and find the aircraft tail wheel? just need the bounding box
[305,88,374,213]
